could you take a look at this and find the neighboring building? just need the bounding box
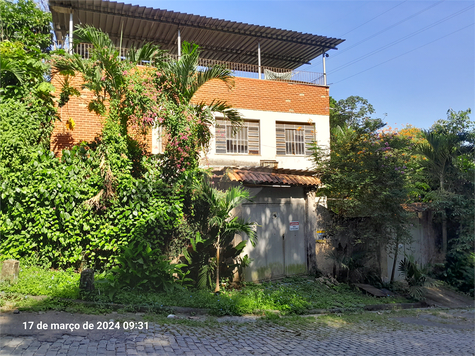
[49,0,344,280]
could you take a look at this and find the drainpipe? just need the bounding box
[258,42,262,79]
[322,53,328,86]
[69,11,73,54]
[177,28,181,60]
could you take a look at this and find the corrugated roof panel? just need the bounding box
[49,0,344,70]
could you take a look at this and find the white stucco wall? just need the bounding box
[203,109,330,170]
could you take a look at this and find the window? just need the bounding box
[215,119,259,154]
[276,122,315,155]
[152,126,165,154]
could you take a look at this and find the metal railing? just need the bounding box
[55,41,325,86]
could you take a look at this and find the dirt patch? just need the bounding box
[423,286,474,308]
[394,309,474,331]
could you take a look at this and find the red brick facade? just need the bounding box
[50,73,152,156]
[191,77,330,115]
[50,74,328,155]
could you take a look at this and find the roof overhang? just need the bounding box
[213,167,320,187]
[49,0,345,70]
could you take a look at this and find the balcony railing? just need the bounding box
[55,41,325,86]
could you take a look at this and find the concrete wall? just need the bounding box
[312,207,443,282]
[382,211,442,282]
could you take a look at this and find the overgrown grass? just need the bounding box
[0,264,79,299]
[1,265,410,315]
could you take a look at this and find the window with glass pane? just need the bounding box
[226,126,248,153]
[285,128,305,155]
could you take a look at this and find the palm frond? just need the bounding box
[73,25,114,50]
[188,64,234,98]
[53,54,88,76]
[126,43,167,66]
[0,56,25,85]
[202,99,242,126]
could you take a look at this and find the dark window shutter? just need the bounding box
[305,124,315,156]
[276,123,286,155]
[248,121,260,155]
[215,119,227,154]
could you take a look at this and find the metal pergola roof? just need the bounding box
[49,0,344,70]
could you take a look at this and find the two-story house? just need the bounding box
[49,0,344,281]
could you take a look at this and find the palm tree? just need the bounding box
[53,25,165,115]
[416,130,462,255]
[158,41,242,127]
[198,179,257,292]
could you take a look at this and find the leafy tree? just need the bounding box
[0,0,57,173]
[0,0,52,53]
[313,97,412,281]
[416,109,474,256]
[329,95,384,132]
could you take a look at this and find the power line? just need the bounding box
[339,1,408,37]
[332,0,446,58]
[306,0,446,72]
[329,4,475,74]
[331,23,474,85]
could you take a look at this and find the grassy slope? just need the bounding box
[1,266,408,315]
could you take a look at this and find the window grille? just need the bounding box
[285,128,305,155]
[226,126,248,153]
[276,122,315,156]
[215,119,259,154]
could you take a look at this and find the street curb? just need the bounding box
[53,298,428,316]
[306,302,429,315]
[56,298,210,315]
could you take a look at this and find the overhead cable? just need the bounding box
[329,4,475,74]
[331,23,474,85]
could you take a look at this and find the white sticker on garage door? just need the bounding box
[289,221,299,231]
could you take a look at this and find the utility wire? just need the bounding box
[329,4,475,74]
[331,23,474,85]
[332,0,445,58]
[306,0,446,72]
[339,1,408,37]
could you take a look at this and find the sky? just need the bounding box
[129,0,474,130]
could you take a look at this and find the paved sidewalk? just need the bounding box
[1,309,474,355]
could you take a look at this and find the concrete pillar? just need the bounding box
[177,28,181,59]
[1,259,20,283]
[69,11,73,54]
[79,268,95,294]
[322,53,328,86]
[258,42,262,79]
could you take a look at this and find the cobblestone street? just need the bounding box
[1,309,474,356]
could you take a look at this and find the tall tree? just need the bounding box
[329,95,384,132]
[0,0,51,53]
[157,41,241,126]
[313,96,412,281]
[416,109,474,256]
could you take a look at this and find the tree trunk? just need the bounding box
[214,234,221,293]
[442,214,448,256]
[390,242,399,284]
[440,174,447,256]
